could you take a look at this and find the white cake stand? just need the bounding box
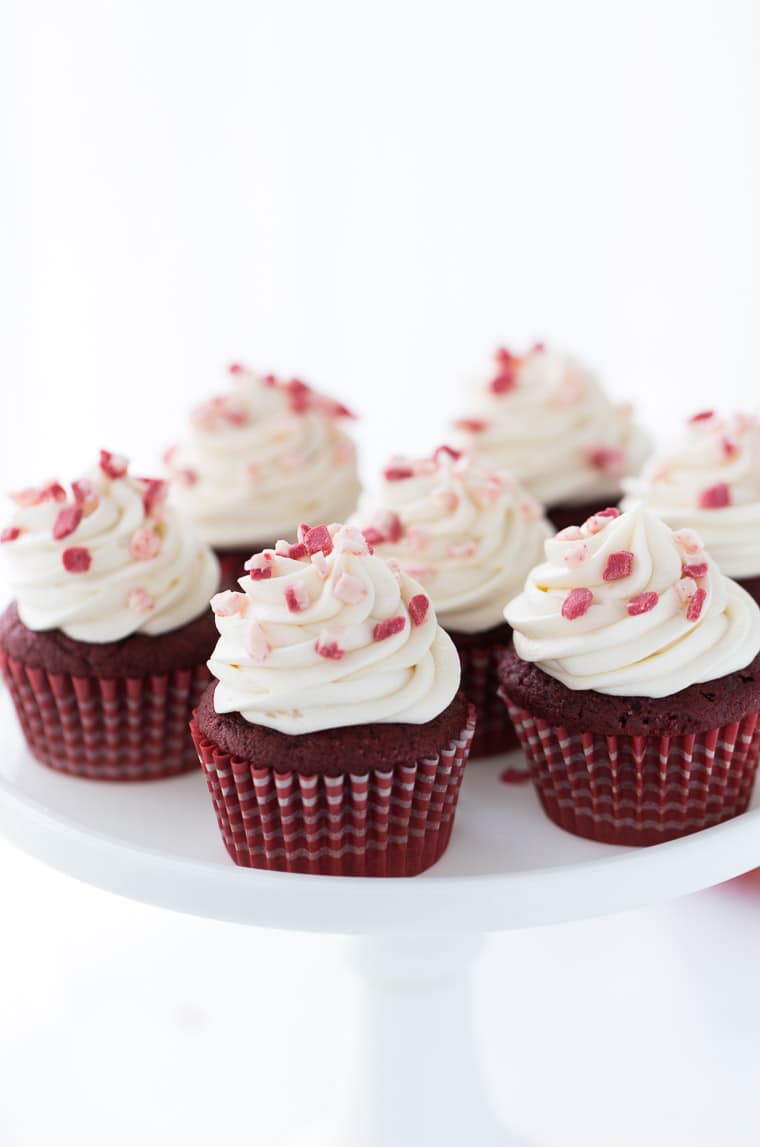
[1,693,759,1147]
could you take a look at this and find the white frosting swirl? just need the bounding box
[505,504,760,697]
[167,366,361,547]
[622,412,760,579]
[208,524,461,734]
[0,453,219,641]
[352,448,551,633]
[453,345,649,507]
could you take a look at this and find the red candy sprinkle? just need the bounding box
[454,418,487,433]
[434,445,461,463]
[627,591,659,616]
[249,566,272,580]
[561,587,593,620]
[408,594,430,626]
[52,505,82,540]
[383,464,415,482]
[99,450,128,479]
[0,527,20,543]
[682,562,708,579]
[689,410,715,423]
[588,447,624,473]
[72,479,94,506]
[228,362,245,375]
[603,550,634,581]
[686,586,707,622]
[285,542,308,560]
[303,525,333,556]
[362,527,384,547]
[315,635,345,660]
[373,616,406,641]
[62,546,91,573]
[698,482,731,509]
[40,481,67,503]
[141,478,167,517]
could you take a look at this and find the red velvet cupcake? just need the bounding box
[499,504,760,845]
[192,523,475,876]
[164,364,361,588]
[351,447,550,758]
[0,451,220,780]
[451,343,649,531]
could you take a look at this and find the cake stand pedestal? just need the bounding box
[0,694,759,1146]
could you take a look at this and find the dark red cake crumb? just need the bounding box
[195,681,471,776]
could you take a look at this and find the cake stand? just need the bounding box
[1,692,759,1147]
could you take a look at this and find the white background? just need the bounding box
[4,2,760,1144]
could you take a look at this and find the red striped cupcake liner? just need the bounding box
[0,651,210,781]
[190,704,476,876]
[504,698,760,846]
[454,637,522,760]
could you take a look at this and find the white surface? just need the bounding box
[2,693,760,933]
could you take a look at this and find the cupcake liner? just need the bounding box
[190,704,476,876]
[0,651,210,781]
[454,636,522,760]
[504,698,760,846]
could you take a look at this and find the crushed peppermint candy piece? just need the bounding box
[722,436,739,460]
[211,590,248,617]
[521,497,543,521]
[556,525,585,541]
[448,540,477,559]
[434,445,461,463]
[563,543,588,569]
[40,482,67,503]
[303,524,334,556]
[627,591,659,616]
[311,550,330,578]
[10,487,44,508]
[603,550,634,581]
[490,349,518,394]
[686,586,707,622]
[71,479,99,516]
[362,527,384,547]
[245,621,271,663]
[334,526,370,555]
[408,594,429,626]
[587,447,624,473]
[99,450,129,479]
[62,546,91,573]
[675,576,698,604]
[673,528,704,556]
[333,572,366,604]
[0,527,20,543]
[453,418,487,433]
[373,616,406,642]
[141,478,167,517]
[689,410,715,424]
[682,561,708,579]
[175,467,198,486]
[129,526,162,561]
[227,362,245,375]
[285,581,310,613]
[275,540,308,560]
[315,630,345,660]
[127,587,155,613]
[244,551,274,579]
[698,482,731,509]
[561,587,593,620]
[383,463,415,482]
[582,508,620,535]
[52,505,82,541]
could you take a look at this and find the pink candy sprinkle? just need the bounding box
[682,562,708,579]
[686,586,707,622]
[627,591,659,616]
[408,594,430,626]
[603,550,634,581]
[127,587,155,613]
[561,587,593,620]
[490,350,518,394]
[129,526,161,561]
[587,447,624,474]
[0,527,20,543]
[141,478,167,518]
[62,546,91,573]
[52,505,82,541]
[689,410,715,424]
[673,528,704,556]
[245,621,271,663]
[303,524,333,556]
[315,631,345,660]
[99,450,128,479]
[333,572,366,605]
[453,418,487,434]
[334,526,370,556]
[285,581,310,612]
[210,590,247,617]
[383,464,415,482]
[373,616,406,642]
[698,482,731,509]
[563,543,588,569]
[228,362,245,375]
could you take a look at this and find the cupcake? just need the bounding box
[452,343,649,531]
[0,450,220,780]
[352,445,551,757]
[165,364,361,588]
[498,504,760,845]
[190,523,475,875]
[623,411,760,604]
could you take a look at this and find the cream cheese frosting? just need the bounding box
[166,365,361,548]
[505,504,760,697]
[453,344,649,507]
[352,446,551,634]
[208,523,461,734]
[0,451,219,641]
[622,411,760,580]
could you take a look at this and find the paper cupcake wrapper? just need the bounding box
[504,698,760,846]
[190,704,476,876]
[0,651,210,781]
[454,636,522,760]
